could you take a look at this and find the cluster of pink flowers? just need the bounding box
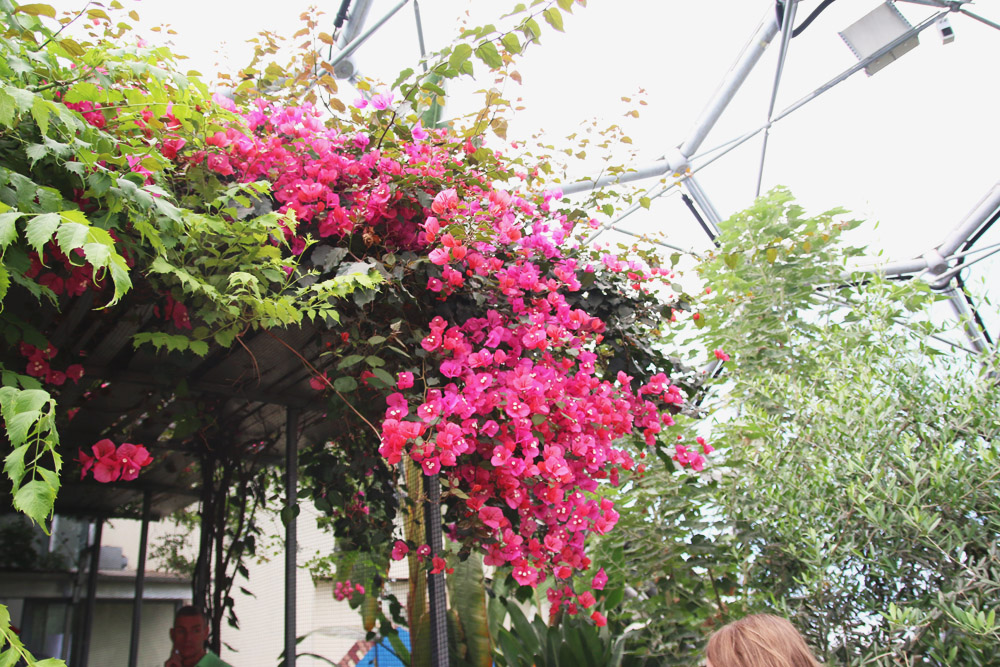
[190,100,449,253]
[19,342,84,387]
[389,540,454,575]
[149,95,709,612]
[375,176,698,592]
[77,439,153,483]
[333,579,365,602]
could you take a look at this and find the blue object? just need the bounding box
[356,628,410,667]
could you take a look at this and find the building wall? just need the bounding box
[101,503,406,667]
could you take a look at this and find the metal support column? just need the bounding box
[561,9,779,197]
[75,518,103,667]
[127,490,152,667]
[284,408,300,667]
[329,0,412,69]
[425,474,449,667]
[944,286,991,355]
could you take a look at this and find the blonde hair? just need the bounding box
[706,614,821,667]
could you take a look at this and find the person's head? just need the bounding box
[169,606,210,666]
[705,614,821,667]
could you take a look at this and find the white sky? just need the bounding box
[44,0,1000,335]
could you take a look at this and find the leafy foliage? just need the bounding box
[696,189,1000,665]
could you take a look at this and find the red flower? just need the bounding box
[76,449,94,480]
[66,365,85,383]
[390,541,409,561]
[117,443,153,481]
[309,374,329,391]
[591,611,607,627]
[90,439,121,483]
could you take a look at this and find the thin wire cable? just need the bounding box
[756,0,797,197]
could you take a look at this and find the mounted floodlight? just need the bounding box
[839,2,920,76]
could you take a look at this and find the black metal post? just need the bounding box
[285,408,299,667]
[127,490,152,667]
[425,474,449,667]
[77,518,103,667]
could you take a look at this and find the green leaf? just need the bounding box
[337,354,365,369]
[0,212,22,252]
[556,0,574,10]
[371,368,395,387]
[542,7,564,32]
[56,38,86,57]
[55,220,90,255]
[475,41,503,69]
[3,445,30,490]
[449,43,474,70]
[13,479,57,527]
[639,196,651,210]
[31,96,50,138]
[500,33,522,55]
[25,143,47,166]
[333,376,358,392]
[523,18,542,42]
[25,213,60,254]
[82,241,110,269]
[0,89,15,127]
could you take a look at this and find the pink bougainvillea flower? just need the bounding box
[431,188,459,216]
[117,443,153,481]
[25,356,49,378]
[353,96,368,109]
[417,544,431,559]
[90,439,121,483]
[577,591,596,609]
[76,449,94,480]
[411,121,429,141]
[309,374,329,392]
[420,456,441,476]
[511,559,539,587]
[212,92,237,112]
[591,567,608,590]
[390,540,409,561]
[370,91,394,110]
[396,371,414,389]
[713,348,731,361]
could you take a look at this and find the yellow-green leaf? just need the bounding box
[15,3,56,18]
[542,7,564,32]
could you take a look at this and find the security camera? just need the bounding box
[937,16,955,44]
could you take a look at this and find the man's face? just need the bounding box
[169,614,209,664]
